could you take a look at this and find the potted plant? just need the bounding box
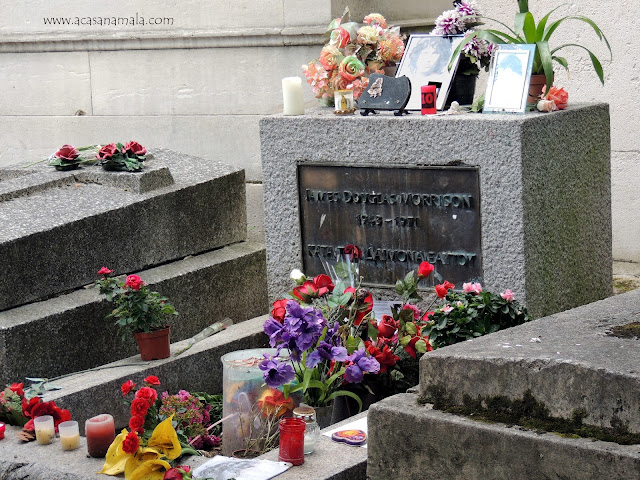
[449,0,611,96]
[96,267,178,360]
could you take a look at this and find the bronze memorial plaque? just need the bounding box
[298,164,482,288]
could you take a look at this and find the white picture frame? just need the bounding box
[483,44,536,114]
[395,34,463,110]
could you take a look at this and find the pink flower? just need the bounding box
[463,282,482,295]
[125,274,144,290]
[97,266,113,276]
[319,45,344,71]
[403,304,421,320]
[501,289,515,302]
[537,99,557,112]
[55,144,79,162]
[97,143,118,160]
[363,13,387,28]
[441,305,453,314]
[543,85,568,110]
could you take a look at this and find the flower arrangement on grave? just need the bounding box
[431,0,493,76]
[448,0,611,95]
[101,375,222,479]
[96,267,178,341]
[266,244,532,401]
[47,141,147,172]
[536,85,568,112]
[0,381,72,440]
[302,9,405,106]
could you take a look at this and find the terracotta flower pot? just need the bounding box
[528,73,553,104]
[134,327,171,360]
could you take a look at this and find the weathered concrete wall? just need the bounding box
[477,0,639,262]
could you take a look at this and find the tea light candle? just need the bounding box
[282,77,305,116]
[334,89,355,114]
[0,422,5,440]
[34,415,55,445]
[85,414,115,458]
[58,420,80,451]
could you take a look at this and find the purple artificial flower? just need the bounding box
[306,341,348,368]
[455,0,480,20]
[432,9,464,35]
[344,348,380,383]
[264,317,285,347]
[282,301,327,355]
[259,354,296,388]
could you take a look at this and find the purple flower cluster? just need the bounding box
[190,434,221,450]
[345,348,381,383]
[305,322,347,368]
[432,1,481,36]
[259,354,296,388]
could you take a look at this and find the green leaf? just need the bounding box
[551,43,605,85]
[326,389,363,413]
[405,322,417,335]
[415,339,428,354]
[399,335,411,346]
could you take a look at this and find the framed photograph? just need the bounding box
[395,34,463,110]
[483,44,536,114]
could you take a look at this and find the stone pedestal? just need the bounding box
[260,104,612,318]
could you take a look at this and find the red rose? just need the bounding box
[55,144,79,162]
[21,396,42,418]
[270,299,289,323]
[417,262,435,279]
[344,244,363,260]
[97,143,119,160]
[377,315,398,338]
[435,281,455,299]
[365,341,399,374]
[312,274,335,296]
[135,386,158,404]
[129,414,146,433]
[130,398,150,417]
[122,431,140,454]
[124,274,144,291]
[123,141,147,157]
[121,380,136,396]
[9,382,24,397]
[97,266,114,276]
[292,280,319,302]
[164,466,191,480]
[144,375,160,386]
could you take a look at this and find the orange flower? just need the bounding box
[257,389,294,418]
[542,85,568,110]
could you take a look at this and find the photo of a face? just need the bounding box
[483,44,536,113]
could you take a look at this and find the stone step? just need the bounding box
[37,315,269,435]
[368,393,640,480]
[418,288,640,433]
[0,148,246,311]
[0,240,268,384]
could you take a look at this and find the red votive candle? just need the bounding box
[0,422,5,440]
[85,414,115,458]
[278,417,306,466]
[421,85,437,115]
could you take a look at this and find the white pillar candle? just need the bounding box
[58,420,80,451]
[282,77,305,115]
[34,415,55,445]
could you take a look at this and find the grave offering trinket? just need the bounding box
[58,420,80,451]
[34,415,55,445]
[278,417,306,465]
[85,414,115,457]
[293,406,321,454]
[359,74,411,116]
[333,90,356,115]
[331,429,367,446]
[421,85,437,115]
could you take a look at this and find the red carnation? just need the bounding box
[9,382,24,397]
[121,380,136,396]
[164,466,192,480]
[270,299,289,323]
[417,261,435,279]
[130,398,151,417]
[129,414,145,433]
[135,386,158,404]
[144,375,160,386]
[122,431,140,454]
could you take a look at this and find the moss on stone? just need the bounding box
[608,322,640,339]
[421,386,640,445]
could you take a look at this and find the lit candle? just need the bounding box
[85,414,115,458]
[282,77,305,116]
[58,420,80,451]
[0,422,5,440]
[34,415,55,445]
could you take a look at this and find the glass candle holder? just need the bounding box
[0,422,5,440]
[58,420,80,451]
[85,414,115,458]
[334,89,355,114]
[34,415,55,445]
[293,406,320,454]
[278,417,306,466]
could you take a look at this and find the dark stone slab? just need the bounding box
[0,149,246,311]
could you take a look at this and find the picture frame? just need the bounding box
[483,44,536,114]
[395,34,463,111]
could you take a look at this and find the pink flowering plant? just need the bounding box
[302,8,405,106]
[98,141,147,172]
[431,0,493,76]
[96,267,178,340]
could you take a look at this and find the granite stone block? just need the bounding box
[260,104,612,318]
[0,148,246,311]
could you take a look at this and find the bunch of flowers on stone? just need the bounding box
[47,141,147,172]
[536,85,569,112]
[302,9,405,106]
[0,381,72,438]
[431,0,493,76]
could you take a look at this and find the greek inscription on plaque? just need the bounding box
[298,165,482,288]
